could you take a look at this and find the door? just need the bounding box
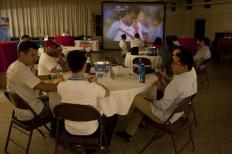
[194,19,205,39]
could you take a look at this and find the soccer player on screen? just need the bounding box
[107,6,143,41]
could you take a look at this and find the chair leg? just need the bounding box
[187,122,195,151]
[205,71,210,86]
[169,126,178,154]
[4,121,13,153]
[55,142,58,154]
[36,129,46,137]
[26,131,33,154]
[44,124,52,133]
[140,131,161,153]
[192,106,199,127]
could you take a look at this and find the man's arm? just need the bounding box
[152,81,178,111]
[33,82,58,92]
[88,76,110,97]
[37,74,57,80]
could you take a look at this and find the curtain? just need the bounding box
[0,0,91,37]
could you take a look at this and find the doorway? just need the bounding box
[194,19,205,39]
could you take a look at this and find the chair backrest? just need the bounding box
[131,47,139,55]
[53,103,102,123]
[133,57,152,73]
[196,58,210,72]
[165,95,194,124]
[4,90,32,110]
[105,56,119,66]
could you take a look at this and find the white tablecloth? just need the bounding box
[75,40,100,51]
[124,52,161,72]
[48,67,157,117]
[62,46,83,57]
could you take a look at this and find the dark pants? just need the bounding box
[37,98,56,132]
[102,114,118,145]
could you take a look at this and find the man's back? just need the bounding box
[119,39,129,54]
[130,38,144,49]
[194,46,211,66]
[38,52,57,76]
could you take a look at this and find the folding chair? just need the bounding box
[130,47,139,55]
[4,90,52,154]
[190,94,198,127]
[133,57,153,74]
[196,59,210,88]
[53,103,108,154]
[140,95,195,154]
[105,56,120,66]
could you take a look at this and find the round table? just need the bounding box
[48,67,157,117]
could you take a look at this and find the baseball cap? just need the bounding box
[44,39,59,48]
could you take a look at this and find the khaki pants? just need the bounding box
[126,95,162,136]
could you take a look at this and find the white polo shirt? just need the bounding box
[151,70,197,123]
[57,79,106,135]
[38,52,57,76]
[119,39,129,54]
[7,60,44,121]
[194,46,211,66]
[130,38,144,49]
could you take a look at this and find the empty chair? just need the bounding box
[140,95,195,154]
[4,90,52,154]
[53,103,108,154]
[105,56,120,66]
[130,47,139,55]
[133,57,153,74]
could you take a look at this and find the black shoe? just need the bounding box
[116,131,132,141]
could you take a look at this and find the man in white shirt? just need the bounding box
[57,51,118,144]
[117,47,197,141]
[194,37,211,67]
[130,33,144,51]
[107,6,143,41]
[7,41,58,122]
[38,39,68,76]
[119,34,129,56]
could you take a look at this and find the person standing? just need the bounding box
[119,34,129,56]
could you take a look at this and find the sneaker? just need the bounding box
[116,131,132,141]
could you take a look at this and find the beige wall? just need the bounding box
[165,2,232,41]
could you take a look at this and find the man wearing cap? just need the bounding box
[38,39,68,77]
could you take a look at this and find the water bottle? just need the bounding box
[138,58,142,74]
[139,63,145,83]
[85,57,91,74]
[56,64,63,78]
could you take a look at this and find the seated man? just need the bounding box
[117,47,197,141]
[38,39,68,77]
[20,34,31,42]
[119,34,129,56]
[57,51,118,144]
[7,41,58,123]
[194,37,211,68]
